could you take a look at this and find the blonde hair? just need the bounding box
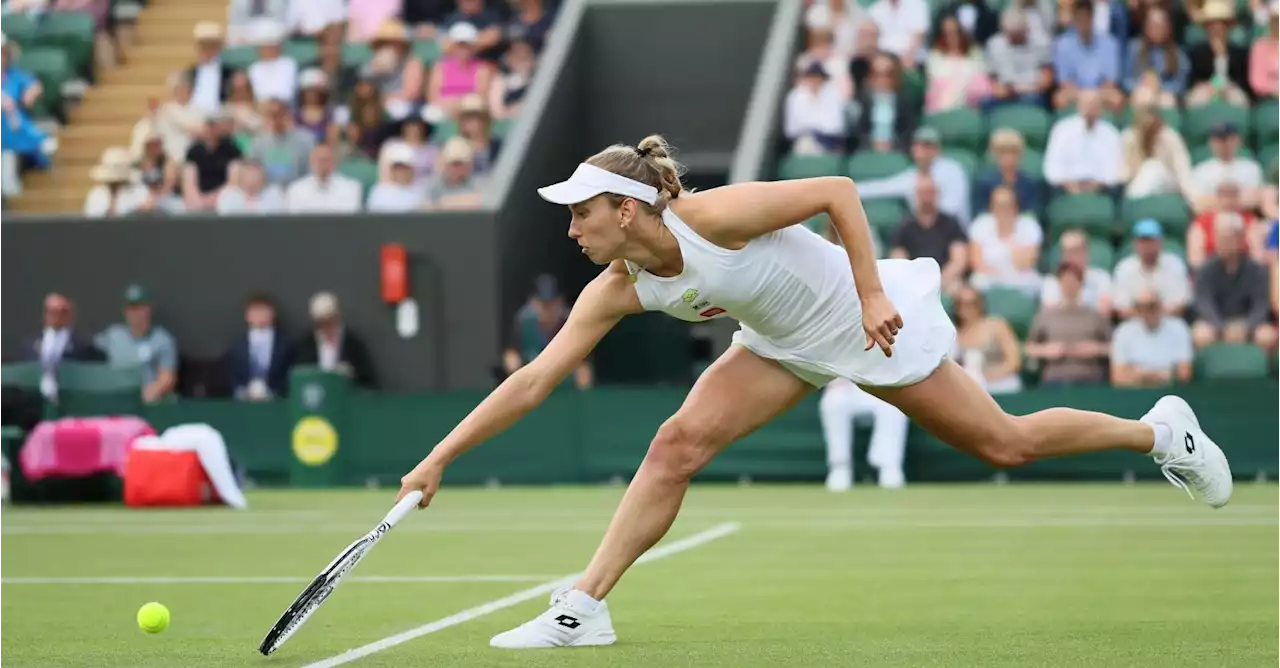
[988,128,1025,153]
[584,134,686,214]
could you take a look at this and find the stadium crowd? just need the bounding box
[2,0,555,211]
[786,0,1280,389]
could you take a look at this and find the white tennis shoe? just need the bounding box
[489,588,617,649]
[1141,395,1232,508]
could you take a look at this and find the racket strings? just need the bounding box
[263,543,373,653]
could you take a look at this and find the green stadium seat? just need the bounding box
[1046,193,1116,240]
[777,153,843,181]
[1183,23,1248,46]
[222,46,258,70]
[337,157,379,196]
[1,14,40,48]
[846,151,911,181]
[55,362,145,418]
[1183,103,1251,147]
[986,104,1052,150]
[38,11,96,78]
[1195,343,1269,380]
[412,39,442,65]
[342,42,374,68]
[862,199,908,248]
[941,148,979,178]
[1,362,45,391]
[924,108,985,153]
[983,286,1039,339]
[432,119,460,143]
[283,39,320,66]
[1189,143,1253,165]
[899,68,926,108]
[1121,194,1192,238]
[1259,144,1279,181]
[1044,236,1116,272]
[491,117,515,139]
[19,47,72,118]
[1253,100,1279,150]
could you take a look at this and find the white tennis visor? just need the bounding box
[537,163,659,206]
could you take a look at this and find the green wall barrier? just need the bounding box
[47,373,1280,487]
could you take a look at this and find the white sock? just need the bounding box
[1149,423,1173,457]
[566,588,601,613]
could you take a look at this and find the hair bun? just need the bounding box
[635,145,652,158]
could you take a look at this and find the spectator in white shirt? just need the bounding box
[286,144,364,213]
[83,148,149,218]
[1189,123,1264,211]
[1110,289,1193,387]
[795,20,853,100]
[1111,218,1190,318]
[217,159,286,214]
[784,62,848,155]
[1040,228,1113,315]
[226,0,290,46]
[367,144,426,213]
[1042,88,1122,196]
[868,0,930,69]
[968,184,1044,295]
[247,19,299,103]
[286,0,347,41]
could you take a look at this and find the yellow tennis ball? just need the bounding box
[137,602,170,634]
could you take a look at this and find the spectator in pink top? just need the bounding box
[1249,2,1279,98]
[347,0,403,43]
[429,23,495,116]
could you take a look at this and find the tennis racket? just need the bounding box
[257,490,424,656]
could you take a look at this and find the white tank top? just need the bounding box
[625,208,863,354]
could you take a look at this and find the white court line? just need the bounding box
[302,521,742,668]
[1,575,559,585]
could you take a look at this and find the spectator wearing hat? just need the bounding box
[429,23,496,116]
[217,159,285,214]
[363,20,426,107]
[1120,103,1195,201]
[982,7,1054,110]
[249,97,316,188]
[506,0,557,53]
[1041,228,1113,315]
[867,0,931,70]
[849,52,920,154]
[1187,180,1264,268]
[225,293,294,401]
[924,15,992,113]
[1122,6,1190,109]
[1191,213,1277,350]
[1043,89,1122,197]
[1025,262,1112,387]
[226,0,290,46]
[1249,1,1279,98]
[286,144,363,213]
[457,94,501,175]
[368,144,426,213]
[503,275,593,389]
[83,148,148,217]
[426,137,486,210]
[975,129,1043,219]
[377,107,440,186]
[1112,219,1191,318]
[246,19,299,103]
[859,126,971,225]
[442,0,504,56]
[183,108,244,212]
[784,61,848,156]
[295,69,337,146]
[293,292,376,388]
[1187,0,1253,107]
[1051,0,1123,111]
[488,37,537,120]
[1110,289,1194,387]
[94,285,179,404]
[889,173,969,295]
[187,22,234,115]
[1189,123,1264,210]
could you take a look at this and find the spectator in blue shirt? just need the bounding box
[1123,7,1190,109]
[1052,0,1123,111]
[975,128,1043,219]
[0,37,50,175]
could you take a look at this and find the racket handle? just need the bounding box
[383,490,424,528]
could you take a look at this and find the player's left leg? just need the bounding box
[490,346,812,649]
[864,360,1232,506]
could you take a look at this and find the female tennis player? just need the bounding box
[396,135,1231,649]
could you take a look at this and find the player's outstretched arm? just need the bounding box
[678,177,902,356]
[395,263,642,507]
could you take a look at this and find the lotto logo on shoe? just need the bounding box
[553,614,581,629]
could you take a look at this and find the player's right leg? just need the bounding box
[489,345,812,649]
[863,360,1232,507]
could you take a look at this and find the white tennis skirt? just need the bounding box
[731,257,956,389]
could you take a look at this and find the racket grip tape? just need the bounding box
[382,490,424,528]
